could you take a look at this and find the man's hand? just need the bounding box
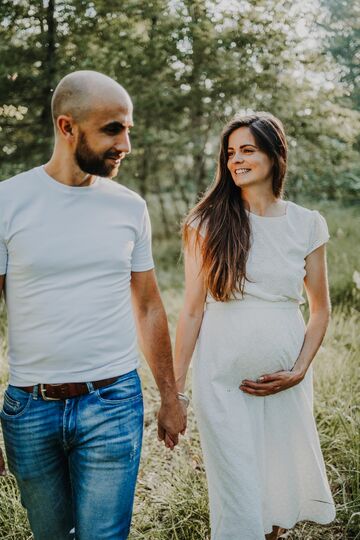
[239,369,305,396]
[0,447,6,476]
[157,397,187,450]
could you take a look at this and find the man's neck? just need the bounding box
[44,156,96,187]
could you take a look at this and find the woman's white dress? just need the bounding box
[192,201,336,539]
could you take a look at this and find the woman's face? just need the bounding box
[227,127,273,189]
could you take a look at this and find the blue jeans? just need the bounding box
[1,370,144,540]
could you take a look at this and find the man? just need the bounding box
[0,70,186,539]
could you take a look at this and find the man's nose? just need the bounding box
[114,132,131,154]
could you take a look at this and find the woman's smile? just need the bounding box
[235,167,251,175]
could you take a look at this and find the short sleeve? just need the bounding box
[0,218,8,275]
[306,211,330,256]
[131,204,155,272]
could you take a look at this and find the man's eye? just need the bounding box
[104,126,123,135]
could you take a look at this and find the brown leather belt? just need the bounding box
[17,376,120,401]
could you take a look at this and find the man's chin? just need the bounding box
[88,163,120,179]
[108,163,121,179]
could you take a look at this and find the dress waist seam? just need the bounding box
[205,300,300,311]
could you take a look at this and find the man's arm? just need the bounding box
[0,274,6,475]
[130,269,186,449]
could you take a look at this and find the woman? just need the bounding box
[174,113,336,540]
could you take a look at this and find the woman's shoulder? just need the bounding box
[287,200,328,226]
[186,215,208,238]
[286,201,329,255]
[287,200,317,218]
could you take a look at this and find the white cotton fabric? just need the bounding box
[0,166,154,386]
[191,201,335,539]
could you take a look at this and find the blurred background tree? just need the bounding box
[320,0,360,112]
[0,0,359,233]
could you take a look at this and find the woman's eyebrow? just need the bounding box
[227,144,258,150]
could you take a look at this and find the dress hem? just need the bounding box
[263,513,336,535]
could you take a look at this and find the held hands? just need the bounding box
[157,397,187,451]
[240,369,305,397]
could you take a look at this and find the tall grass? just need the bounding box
[0,203,359,539]
[315,202,360,312]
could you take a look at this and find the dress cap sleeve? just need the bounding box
[187,215,207,238]
[306,211,330,256]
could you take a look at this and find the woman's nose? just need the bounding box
[232,152,244,163]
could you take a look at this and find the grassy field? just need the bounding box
[0,202,359,540]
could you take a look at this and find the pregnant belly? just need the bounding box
[196,304,305,386]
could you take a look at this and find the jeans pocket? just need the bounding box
[1,386,32,418]
[97,370,142,405]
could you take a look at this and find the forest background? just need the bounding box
[0,0,359,539]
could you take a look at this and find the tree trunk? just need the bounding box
[185,0,208,193]
[40,0,56,152]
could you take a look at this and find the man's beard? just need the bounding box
[75,131,119,178]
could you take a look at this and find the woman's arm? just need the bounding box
[174,230,207,394]
[240,244,330,396]
[291,244,331,376]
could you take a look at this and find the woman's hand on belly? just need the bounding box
[239,368,304,396]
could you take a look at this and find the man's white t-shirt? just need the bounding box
[0,166,154,386]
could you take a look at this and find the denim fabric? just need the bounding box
[1,370,144,540]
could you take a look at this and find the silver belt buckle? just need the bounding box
[40,384,61,401]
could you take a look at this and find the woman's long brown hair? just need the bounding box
[183,112,288,302]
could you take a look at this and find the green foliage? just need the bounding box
[0,0,359,217]
[307,201,360,312]
[320,0,360,112]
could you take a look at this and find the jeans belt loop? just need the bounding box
[86,382,95,393]
[32,384,39,400]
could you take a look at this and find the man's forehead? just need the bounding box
[87,103,133,126]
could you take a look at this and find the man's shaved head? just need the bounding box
[51,70,132,128]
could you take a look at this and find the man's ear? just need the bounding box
[57,115,75,139]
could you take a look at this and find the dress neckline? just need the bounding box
[247,201,290,220]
